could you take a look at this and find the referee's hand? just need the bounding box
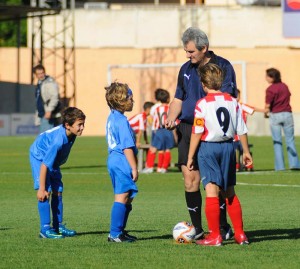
[165,119,176,130]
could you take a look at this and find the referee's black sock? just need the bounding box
[185,190,202,232]
[219,195,229,228]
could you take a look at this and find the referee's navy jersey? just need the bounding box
[174,51,237,124]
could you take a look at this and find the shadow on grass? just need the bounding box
[138,234,173,240]
[0,228,13,231]
[250,169,275,172]
[76,231,108,236]
[246,228,300,242]
[76,229,170,240]
[128,230,173,240]
[238,169,275,173]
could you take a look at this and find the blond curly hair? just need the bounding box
[105,82,133,112]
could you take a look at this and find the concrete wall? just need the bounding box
[0,82,35,113]
[28,6,300,49]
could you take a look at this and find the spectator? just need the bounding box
[33,64,61,133]
[264,68,300,171]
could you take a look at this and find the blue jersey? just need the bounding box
[106,110,137,155]
[29,125,76,171]
[175,51,237,124]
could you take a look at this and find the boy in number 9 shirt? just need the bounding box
[187,63,252,246]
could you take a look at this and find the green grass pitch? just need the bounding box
[0,136,299,269]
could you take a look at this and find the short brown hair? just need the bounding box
[33,64,45,73]
[62,107,86,127]
[198,63,223,90]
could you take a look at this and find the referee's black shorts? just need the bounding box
[176,122,199,170]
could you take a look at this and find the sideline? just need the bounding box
[1,171,300,188]
[237,182,300,188]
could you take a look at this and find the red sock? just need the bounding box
[162,151,171,169]
[205,197,220,237]
[146,150,156,168]
[157,152,164,169]
[226,195,244,235]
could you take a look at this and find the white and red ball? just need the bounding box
[172,221,196,243]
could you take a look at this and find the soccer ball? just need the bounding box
[172,221,196,243]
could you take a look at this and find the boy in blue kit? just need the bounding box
[187,64,252,246]
[29,107,86,239]
[105,82,138,243]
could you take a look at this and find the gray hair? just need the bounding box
[181,27,209,51]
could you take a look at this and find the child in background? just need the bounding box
[142,89,175,173]
[29,107,86,239]
[105,82,138,243]
[129,101,154,148]
[142,89,163,171]
[187,63,252,246]
[234,89,266,171]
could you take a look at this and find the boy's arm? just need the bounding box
[124,148,138,182]
[254,107,268,113]
[136,130,143,148]
[143,130,148,144]
[187,133,202,171]
[242,103,267,114]
[37,163,50,201]
[239,134,253,168]
[264,103,271,118]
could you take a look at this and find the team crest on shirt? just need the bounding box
[194,117,204,127]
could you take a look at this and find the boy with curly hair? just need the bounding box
[105,82,138,242]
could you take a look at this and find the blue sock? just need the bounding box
[123,204,132,230]
[51,195,63,230]
[38,200,51,232]
[110,202,126,237]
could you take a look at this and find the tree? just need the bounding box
[0,0,27,47]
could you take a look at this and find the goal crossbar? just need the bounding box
[107,61,247,102]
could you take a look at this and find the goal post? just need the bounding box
[107,61,248,104]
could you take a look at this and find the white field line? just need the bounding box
[236,182,300,188]
[0,171,103,175]
[1,172,299,188]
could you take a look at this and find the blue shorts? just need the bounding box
[107,152,138,199]
[198,141,236,191]
[151,128,175,150]
[30,154,63,192]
